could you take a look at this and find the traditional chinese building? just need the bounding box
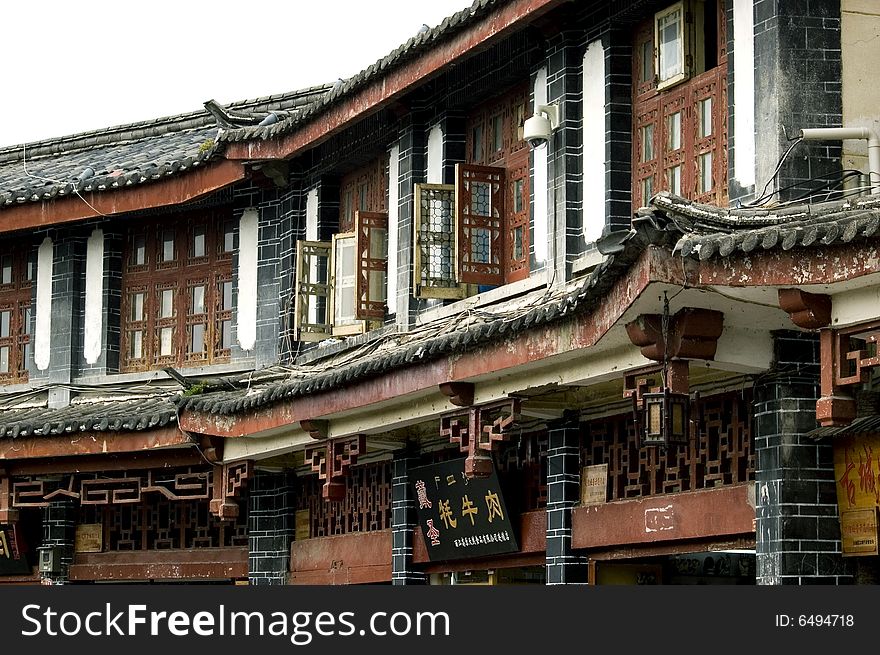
[0,0,877,586]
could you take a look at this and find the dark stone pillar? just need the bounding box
[247,469,296,585]
[40,498,76,585]
[546,416,587,585]
[391,450,426,585]
[754,331,852,584]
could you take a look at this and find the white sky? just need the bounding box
[0,0,473,148]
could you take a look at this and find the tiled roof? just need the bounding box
[808,414,880,440]
[0,85,330,211]
[0,393,178,438]
[218,0,497,144]
[177,218,677,417]
[645,191,880,261]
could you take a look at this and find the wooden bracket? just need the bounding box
[626,308,724,361]
[0,476,18,525]
[209,460,253,521]
[778,288,831,329]
[440,399,520,478]
[439,381,475,407]
[305,435,367,502]
[300,419,329,440]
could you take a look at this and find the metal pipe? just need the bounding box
[798,126,880,195]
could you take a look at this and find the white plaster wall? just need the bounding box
[733,0,756,189]
[582,40,606,244]
[842,0,880,180]
[533,66,549,265]
[83,229,104,364]
[427,123,443,184]
[237,208,259,352]
[388,144,400,307]
[305,188,319,241]
[34,237,53,371]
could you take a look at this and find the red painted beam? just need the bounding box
[69,547,247,581]
[0,160,245,234]
[180,248,670,438]
[225,0,567,162]
[571,484,754,550]
[0,425,192,460]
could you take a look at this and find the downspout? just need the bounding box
[798,127,880,195]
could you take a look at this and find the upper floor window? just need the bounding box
[293,159,388,341]
[121,210,234,372]
[413,84,531,299]
[632,0,727,209]
[0,248,32,383]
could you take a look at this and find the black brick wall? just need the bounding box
[754,331,851,585]
[248,469,296,585]
[40,498,76,585]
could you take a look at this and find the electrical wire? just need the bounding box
[743,136,804,207]
[21,143,109,218]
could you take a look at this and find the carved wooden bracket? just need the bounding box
[626,308,724,361]
[210,461,253,521]
[815,323,880,426]
[440,399,520,478]
[300,419,329,440]
[199,436,224,464]
[306,435,366,502]
[778,288,831,329]
[439,381,475,407]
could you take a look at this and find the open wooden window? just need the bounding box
[121,210,233,372]
[632,0,727,209]
[0,249,32,383]
[457,164,505,287]
[294,210,389,341]
[413,183,462,299]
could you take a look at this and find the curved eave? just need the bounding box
[0,159,245,233]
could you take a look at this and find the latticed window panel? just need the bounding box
[497,432,549,511]
[121,210,233,372]
[413,183,463,299]
[331,233,361,335]
[457,164,505,286]
[631,0,728,210]
[0,249,32,383]
[295,461,392,538]
[294,241,332,340]
[339,159,388,233]
[354,211,388,320]
[507,155,530,283]
[581,391,754,500]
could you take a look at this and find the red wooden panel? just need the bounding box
[457,164,505,286]
[354,210,388,320]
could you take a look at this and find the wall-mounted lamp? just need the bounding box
[523,104,560,149]
[642,387,690,447]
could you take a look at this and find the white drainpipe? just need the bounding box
[798,127,880,195]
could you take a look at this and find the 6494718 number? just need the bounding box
[775,614,854,627]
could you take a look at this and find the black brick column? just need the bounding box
[248,469,296,585]
[40,498,76,585]
[546,31,585,282]
[754,331,852,584]
[546,416,587,585]
[604,27,632,233]
[391,450,426,585]
[753,0,842,202]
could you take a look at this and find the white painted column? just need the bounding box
[83,229,104,365]
[237,208,259,352]
[733,0,756,189]
[427,124,443,184]
[387,145,400,308]
[533,66,549,265]
[34,237,53,371]
[582,40,607,244]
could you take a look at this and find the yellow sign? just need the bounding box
[581,464,608,506]
[295,509,311,541]
[840,509,879,557]
[833,435,880,511]
[75,524,103,553]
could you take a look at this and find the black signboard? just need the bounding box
[408,458,518,561]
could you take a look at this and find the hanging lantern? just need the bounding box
[642,387,690,447]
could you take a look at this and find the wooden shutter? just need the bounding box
[294,240,332,341]
[456,164,505,287]
[506,151,530,284]
[354,211,388,320]
[413,183,463,299]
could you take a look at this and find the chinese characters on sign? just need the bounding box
[833,435,880,556]
[409,458,519,561]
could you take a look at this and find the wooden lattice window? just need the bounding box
[339,159,388,233]
[464,83,531,284]
[294,209,388,340]
[121,210,234,372]
[0,248,32,383]
[632,0,727,209]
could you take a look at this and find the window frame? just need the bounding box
[120,210,234,372]
[0,249,32,383]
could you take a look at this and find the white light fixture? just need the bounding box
[523,104,560,149]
